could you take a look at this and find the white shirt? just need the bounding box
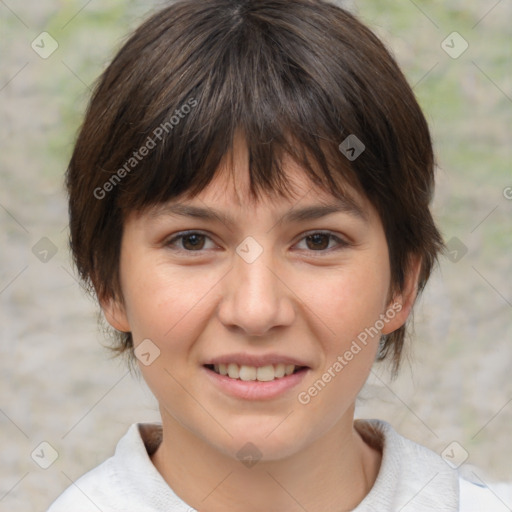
[47,419,512,511]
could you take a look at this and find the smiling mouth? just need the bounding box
[204,363,308,382]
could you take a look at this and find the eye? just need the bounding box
[294,231,349,253]
[165,231,216,252]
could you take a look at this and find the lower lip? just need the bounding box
[202,366,309,400]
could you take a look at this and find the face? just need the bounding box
[103,140,418,462]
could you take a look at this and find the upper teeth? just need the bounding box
[213,363,297,381]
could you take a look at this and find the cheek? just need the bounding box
[296,266,387,418]
[122,263,219,344]
[122,266,218,407]
[302,259,390,347]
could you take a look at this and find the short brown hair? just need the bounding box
[66,0,444,373]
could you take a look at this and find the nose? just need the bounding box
[217,243,295,337]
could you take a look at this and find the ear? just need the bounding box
[100,295,131,333]
[381,255,422,335]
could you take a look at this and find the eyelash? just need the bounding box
[164,230,350,256]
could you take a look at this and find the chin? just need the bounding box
[208,418,313,464]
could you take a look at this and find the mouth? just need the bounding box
[202,354,312,400]
[204,363,308,382]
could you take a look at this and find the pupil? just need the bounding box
[184,234,204,250]
[308,234,328,250]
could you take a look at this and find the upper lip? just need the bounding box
[203,353,310,368]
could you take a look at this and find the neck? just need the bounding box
[151,406,382,512]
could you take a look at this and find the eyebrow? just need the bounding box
[150,197,367,227]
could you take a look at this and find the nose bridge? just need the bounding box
[218,237,294,335]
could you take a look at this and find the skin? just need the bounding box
[102,137,421,512]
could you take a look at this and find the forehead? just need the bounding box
[200,159,326,207]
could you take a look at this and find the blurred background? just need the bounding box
[1,1,511,510]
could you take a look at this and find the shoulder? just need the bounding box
[355,419,460,510]
[46,423,167,512]
[458,469,512,512]
[354,419,512,512]
[46,455,118,511]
